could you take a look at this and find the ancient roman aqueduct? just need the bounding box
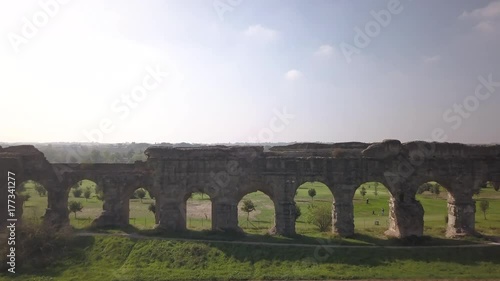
[1,140,499,238]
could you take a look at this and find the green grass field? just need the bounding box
[21,180,500,240]
[1,235,499,280]
[7,181,500,280]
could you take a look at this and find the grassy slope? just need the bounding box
[1,236,499,281]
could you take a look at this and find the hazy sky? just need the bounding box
[1,0,499,144]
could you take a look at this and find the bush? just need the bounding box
[0,223,72,271]
[83,188,92,201]
[306,204,332,232]
[34,183,47,196]
[148,203,156,214]
[295,205,301,220]
[72,188,83,198]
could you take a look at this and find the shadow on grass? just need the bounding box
[8,228,500,279]
[77,223,492,248]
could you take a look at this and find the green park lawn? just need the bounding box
[2,235,500,281]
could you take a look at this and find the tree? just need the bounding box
[360,186,367,199]
[19,193,31,206]
[72,188,83,198]
[479,200,490,220]
[417,182,434,194]
[135,188,147,203]
[148,203,156,215]
[295,205,302,221]
[432,185,440,198]
[68,201,83,218]
[308,188,317,203]
[95,184,104,201]
[83,187,92,202]
[90,149,103,163]
[306,204,332,232]
[34,182,47,196]
[241,199,256,221]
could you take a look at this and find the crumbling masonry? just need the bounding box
[1,140,499,238]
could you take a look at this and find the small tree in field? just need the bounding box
[135,188,147,203]
[148,203,156,215]
[72,188,83,198]
[360,186,367,199]
[83,187,92,202]
[34,182,47,196]
[307,204,332,232]
[479,200,490,220]
[432,185,440,198]
[241,199,256,221]
[68,201,83,218]
[308,188,317,203]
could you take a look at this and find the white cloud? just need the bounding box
[459,1,500,20]
[244,24,278,42]
[314,44,335,58]
[423,55,441,64]
[285,69,303,81]
[475,21,495,33]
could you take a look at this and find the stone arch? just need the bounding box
[293,180,333,235]
[237,189,276,234]
[66,179,102,228]
[125,186,158,229]
[414,181,450,236]
[18,180,48,225]
[184,189,212,231]
[351,181,391,235]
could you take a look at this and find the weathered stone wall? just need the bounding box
[1,140,499,238]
